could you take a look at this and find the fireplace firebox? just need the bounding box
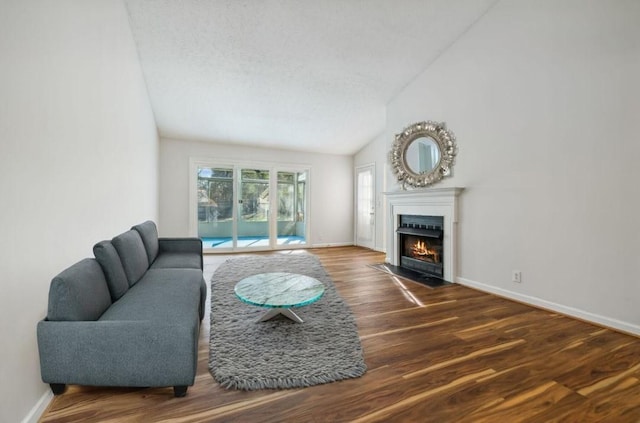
[397,215,444,278]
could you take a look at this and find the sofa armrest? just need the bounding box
[37,319,199,388]
[158,238,203,269]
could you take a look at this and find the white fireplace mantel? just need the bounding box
[384,187,464,282]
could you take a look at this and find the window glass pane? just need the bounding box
[197,167,233,247]
[277,170,306,245]
[297,172,306,224]
[278,172,295,183]
[241,169,269,181]
[241,169,269,222]
[278,182,294,221]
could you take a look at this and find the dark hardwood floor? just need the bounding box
[40,246,640,422]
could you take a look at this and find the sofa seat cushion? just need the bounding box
[112,230,149,286]
[150,252,202,270]
[47,259,112,321]
[99,269,203,323]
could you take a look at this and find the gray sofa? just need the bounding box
[37,221,206,397]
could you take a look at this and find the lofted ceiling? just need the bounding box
[125,0,496,155]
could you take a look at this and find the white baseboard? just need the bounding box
[310,242,353,248]
[456,277,640,337]
[22,389,52,423]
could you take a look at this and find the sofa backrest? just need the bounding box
[93,240,130,301]
[47,258,112,321]
[132,220,159,265]
[112,230,149,286]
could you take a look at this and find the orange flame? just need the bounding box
[412,240,439,262]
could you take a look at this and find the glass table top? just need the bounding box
[234,272,325,309]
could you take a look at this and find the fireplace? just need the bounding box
[397,215,444,278]
[384,187,463,282]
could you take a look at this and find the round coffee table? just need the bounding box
[234,272,325,323]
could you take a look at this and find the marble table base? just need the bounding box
[258,307,304,323]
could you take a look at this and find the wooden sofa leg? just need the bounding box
[50,384,66,395]
[173,386,188,397]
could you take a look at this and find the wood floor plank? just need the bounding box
[39,246,640,422]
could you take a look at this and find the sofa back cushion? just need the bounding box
[132,220,159,264]
[47,258,112,321]
[112,230,149,286]
[93,240,129,301]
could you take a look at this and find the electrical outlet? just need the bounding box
[512,271,522,283]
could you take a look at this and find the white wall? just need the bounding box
[357,0,640,332]
[159,138,353,247]
[0,1,159,421]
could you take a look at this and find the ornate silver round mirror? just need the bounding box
[389,121,457,189]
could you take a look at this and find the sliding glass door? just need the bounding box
[276,171,307,246]
[197,167,234,248]
[193,161,309,251]
[238,169,270,247]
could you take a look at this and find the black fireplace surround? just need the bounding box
[397,214,444,278]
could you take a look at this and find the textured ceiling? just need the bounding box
[125,0,496,155]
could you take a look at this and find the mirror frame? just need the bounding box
[389,121,457,189]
